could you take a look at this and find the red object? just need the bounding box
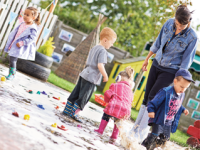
[187,136,200,148]
[61,102,66,105]
[55,106,59,109]
[194,120,200,129]
[12,112,19,117]
[95,94,107,106]
[53,97,59,100]
[187,125,200,139]
[57,125,68,131]
[103,81,133,119]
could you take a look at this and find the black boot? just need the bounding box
[141,133,158,150]
[156,134,168,147]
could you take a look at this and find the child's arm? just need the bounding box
[21,29,37,46]
[104,84,115,103]
[98,63,108,82]
[147,89,166,117]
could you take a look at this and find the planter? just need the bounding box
[17,59,51,81]
[34,51,53,68]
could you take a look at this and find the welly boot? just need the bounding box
[94,119,108,135]
[141,133,158,150]
[63,101,73,116]
[70,103,83,123]
[6,67,16,80]
[109,124,119,144]
[156,134,168,148]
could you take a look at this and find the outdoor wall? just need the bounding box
[50,20,132,91]
[179,84,200,132]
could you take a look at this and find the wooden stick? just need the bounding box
[36,0,58,45]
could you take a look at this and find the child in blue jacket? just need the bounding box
[141,69,192,149]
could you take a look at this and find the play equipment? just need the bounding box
[24,114,30,120]
[1,76,6,81]
[51,123,57,128]
[187,120,200,148]
[94,94,107,106]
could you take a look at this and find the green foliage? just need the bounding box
[40,0,193,57]
[37,37,55,57]
[189,69,200,83]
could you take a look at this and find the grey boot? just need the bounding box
[141,133,158,150]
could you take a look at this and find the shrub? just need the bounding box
[37,37,55,57]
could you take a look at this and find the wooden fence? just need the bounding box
[0,0,58,53]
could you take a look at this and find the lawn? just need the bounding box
[48,72,191,148]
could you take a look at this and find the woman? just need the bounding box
[129,4,198,143]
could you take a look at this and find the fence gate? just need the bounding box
[0,0,58,54]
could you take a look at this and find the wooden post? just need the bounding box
[49,0,58,13]
[36,0,58,45]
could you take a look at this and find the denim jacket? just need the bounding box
[150,18,198,70]
[147,86,185,133]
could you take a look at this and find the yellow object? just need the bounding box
[103,57,153,110]
[51,123,57,128]
[58,97,60,100]
[1,76,6,81]
[24,114,30,120]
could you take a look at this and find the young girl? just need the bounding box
[94,66,134,143]
[4,7,40,80]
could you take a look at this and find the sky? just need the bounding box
[33,0,200,37]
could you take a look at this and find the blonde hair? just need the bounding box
[26,7,41,25]
[100,27,117,41]
[120,66,134,85]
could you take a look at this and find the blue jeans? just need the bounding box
[152,123,171,139]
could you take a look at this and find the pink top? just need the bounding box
[9,22,31,49]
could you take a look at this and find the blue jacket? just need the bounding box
[147,86,185,133]
[150,18,198,70]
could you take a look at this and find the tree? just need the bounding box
[40,0,192,56]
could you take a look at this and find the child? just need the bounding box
[94,66,134,143]
[63,27,117,123]
[4,7,40,80]
[141,69,192,150]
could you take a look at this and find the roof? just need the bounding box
[114,57,146,64]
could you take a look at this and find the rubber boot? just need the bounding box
[94,119,108,135]
[109,124,119,144]
[6,67,16,80]
[156,134,168,148]
[128,104,150,143]
[63,101,73,116]
[141,133,158,150]
[70,103,83,123]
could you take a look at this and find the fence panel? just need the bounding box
[0,0,58,53]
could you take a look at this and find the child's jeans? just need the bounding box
[68,76,95,110]
[152,123,171,140]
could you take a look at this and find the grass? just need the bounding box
[48,72,191,148]
[47,72,103,106]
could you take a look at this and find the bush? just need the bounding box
[37,37,55,57]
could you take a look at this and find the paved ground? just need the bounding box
[0,64,187,150]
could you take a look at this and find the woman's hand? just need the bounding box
[142,59,149,71]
